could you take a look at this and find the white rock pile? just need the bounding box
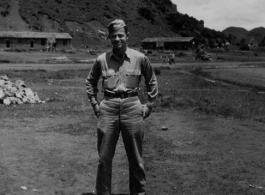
[0,75,44,105]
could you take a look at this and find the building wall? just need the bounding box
[56,39,71,47]
[142,41,193,50]
[0,38,71,49]
[141,42,156,50]
[164,41,192,50]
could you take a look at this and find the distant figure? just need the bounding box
[171,52,175,64]
[161,53,167,64]
[167,53,171,64]
[168,52,175,65]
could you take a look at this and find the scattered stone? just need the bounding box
[21,186,27,190]
[3,98,11,105]
[161,126,168,131]
[0,75,9,81]
[0,88,4,99]
[15,92,23,99]
[0,79,5,86]
[15,80,26,88]
[0,75,43,105]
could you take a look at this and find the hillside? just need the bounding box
[223,26,265,45]
[247,27,265,44]
[0,0,228,48]
[222,27,248,41]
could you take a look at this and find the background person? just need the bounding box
[167,53,172,65]
[85,19,158,195]
[161,53,167,64]
[170,52,175,64]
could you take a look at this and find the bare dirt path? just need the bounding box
[1,108,265,195]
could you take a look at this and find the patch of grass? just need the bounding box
[49,119,95,136]
[150,68,265,123]
[190,66,210,77]
[1,67,265,124]
[0,69,90,83]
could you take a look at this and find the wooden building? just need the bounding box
[141,37,195,50]
[0,31,72,49]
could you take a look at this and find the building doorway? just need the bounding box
[30,40,34,48]
[6,39,10,48]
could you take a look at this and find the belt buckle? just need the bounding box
[120,93,125,99]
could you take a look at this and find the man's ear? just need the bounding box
[126,32,130,40]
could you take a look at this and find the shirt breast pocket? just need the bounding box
[103,69,117,90]
[103,76,117,89]
[125,70,141,89]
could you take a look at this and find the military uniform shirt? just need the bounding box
[85,47,158,104]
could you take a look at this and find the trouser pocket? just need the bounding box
[137,100,144,118]
[98,100,105,117]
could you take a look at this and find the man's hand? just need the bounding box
[142,104,152,119]
[92,103,100,118]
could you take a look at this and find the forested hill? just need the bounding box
[222,27,248,41]
[223,26,265,45]
[0,0,228,48]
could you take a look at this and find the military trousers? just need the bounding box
[95,96,146,195]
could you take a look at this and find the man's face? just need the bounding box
[109,28,129,50]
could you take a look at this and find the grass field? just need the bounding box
[205,67,265,88]
[0,50,100,64]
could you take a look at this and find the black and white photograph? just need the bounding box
[0,0,265,194]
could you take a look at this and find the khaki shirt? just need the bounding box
[86,47,158,104]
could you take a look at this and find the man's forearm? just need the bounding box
[146,96,156,108]
[89,95,98,106]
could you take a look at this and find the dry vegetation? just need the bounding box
[1,65,264,123]
[151,66,264,122]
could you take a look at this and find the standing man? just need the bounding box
[161,53,167,65]
[168,52,175,65]
[167,53,171,65]
[171,52,175,64]
[85,19,158,195]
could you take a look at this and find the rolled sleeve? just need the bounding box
[85,59,101,104]
[141,56,158,103]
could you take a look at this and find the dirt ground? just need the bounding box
[1,62,265,195]
[1,109,265,195]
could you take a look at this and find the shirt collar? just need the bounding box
[125,47,131,59]
[110,47,131,60]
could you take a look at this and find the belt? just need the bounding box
[104,91,138,99]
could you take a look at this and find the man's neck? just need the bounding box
[113,47,127,60]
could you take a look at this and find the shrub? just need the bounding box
[239,44,249,51]
[216,56,226,61]
[0,60,10,63]
[176,52,187,57]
